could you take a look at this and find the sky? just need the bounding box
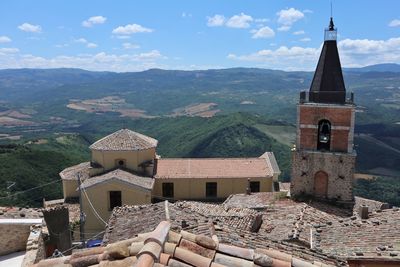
[0,0,400,72]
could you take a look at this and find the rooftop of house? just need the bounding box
[89,128,158,151]
[98,193,400,266]
[59,161,90,181]
[80,169,154,191]
[102,201,261,245]
[155,157,274,179]
[0,206,43,219]
[32,204,346,267]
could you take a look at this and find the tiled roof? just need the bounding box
[89,128,158,151]
[0,207,43,219]
[103,201,260,245]
[155,158,273,179]
[224,193,400,261]
[260,152,281,175]
[80,169,154,191]
[32,214,342,267]
[59,162,90,181]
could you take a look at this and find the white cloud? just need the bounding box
[122,42,140,49]
[18,23,42,33]
[0,36,11,43]
[115,35,131,39]
[112,24,153,35]
[82,16,107,27]
[74,38,88,43]
[55,43,69,48]
[227,37,400,70]
[388,19,400,27]
[226,13,253,28]
[251,26,275,39]
[87,43,98,48]
[303,9,313,14]
[0,50,166,72]
[182,12,192,18]
[277,25,291,32]
[255,18,269,23]
[293,30,305,35]
[338,37,400,67]
[300,37,311,42]
[276,8,304,31]
[207,14,225,27]
[0,47,19,54]
[133,50,165,61]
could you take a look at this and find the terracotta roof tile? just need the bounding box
[155,158,273,179]
[59,162,90,181]
[80,169,154,191]
[32,219,343,267]
[89,129,158,151]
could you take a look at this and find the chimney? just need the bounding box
[359,205,369,219]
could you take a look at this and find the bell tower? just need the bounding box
[290,17,356,204]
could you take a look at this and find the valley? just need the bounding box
[0,66,399,207]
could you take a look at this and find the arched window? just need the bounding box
[317,119,331,151]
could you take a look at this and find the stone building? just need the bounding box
[60,128,280,233]
[290,18,356,204]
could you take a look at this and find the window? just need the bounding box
[206,182,217,198]
[116,159,126,168]
[162,183,174,198]
[109,191,121,210]
[250,181,260,193]
[317,120,331,151]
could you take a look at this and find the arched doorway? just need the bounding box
[314,171,328,198]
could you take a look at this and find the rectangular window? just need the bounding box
[109,191,121,210]
[250,181,260,193]
[162,183,174,198]
[206,182,217,198]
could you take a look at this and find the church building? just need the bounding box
[60,129,280,233]
[290,18,356,204]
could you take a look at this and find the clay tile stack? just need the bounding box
[30,220,337,267]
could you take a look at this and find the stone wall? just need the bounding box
[0,223,31,255]
[21,224,46,267]
[290,149,355,202]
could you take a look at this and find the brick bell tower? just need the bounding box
[290,17,356,204]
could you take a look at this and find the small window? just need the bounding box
[109,191,121,210]
[162,183,174,198]
[250,181,260,193]
[206,182,217,198]
[116,159,126,168]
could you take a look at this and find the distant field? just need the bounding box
[254,124,296,147]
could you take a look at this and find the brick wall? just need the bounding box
[297,104,355,153]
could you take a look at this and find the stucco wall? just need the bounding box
[82,181,151,233]
[290,150,355,202]
[152,177,273,200]
[62,179,79,199]
[91,148,155,172]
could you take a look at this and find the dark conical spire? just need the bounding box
[309,17,346,104]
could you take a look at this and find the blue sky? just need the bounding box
[0,0,400,71]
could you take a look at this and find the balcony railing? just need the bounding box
[299,91,354,104]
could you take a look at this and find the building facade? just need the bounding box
[290,18,356,203]
[60,129,280,233]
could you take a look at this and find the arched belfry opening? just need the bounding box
[317,120,331,151]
